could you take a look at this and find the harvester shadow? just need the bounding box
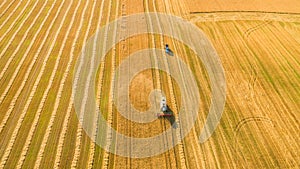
[164,107,177,129]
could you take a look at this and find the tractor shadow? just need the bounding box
[166,49,174,56]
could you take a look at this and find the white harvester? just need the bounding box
[157,97,172,117]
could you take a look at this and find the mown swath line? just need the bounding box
[17,0,83,168]
[0,0,73,167]
[0,0,41,81]
[0,0,17,18]
[96,0,114,168]
[0,0,55,134]
[0,0,8,10]
[86,0,106,168]
[0,0,22,30]
[52,0,93,166]
[14,0,76,166]
[0,0,35,58]
[0,0,50,107]
[163,0,193,167]
[70,0,98,168]
[38,0,88,167]
[0,0,65,137]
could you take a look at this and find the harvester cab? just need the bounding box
[157,97,172,117]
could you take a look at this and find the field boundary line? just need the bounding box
[0,0,73,167]
[190,11,300,23]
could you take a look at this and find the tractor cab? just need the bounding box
[165,44,173,56]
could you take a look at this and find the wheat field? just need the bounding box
[0,0,299,168]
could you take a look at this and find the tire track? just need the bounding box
[223,21,298,167]
[69,0,98,167]
[234,117,273,134]
[0,0,64,136]
[0,0,73,167]
[244,20,272,38]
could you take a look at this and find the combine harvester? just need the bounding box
[157,97,172,117]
